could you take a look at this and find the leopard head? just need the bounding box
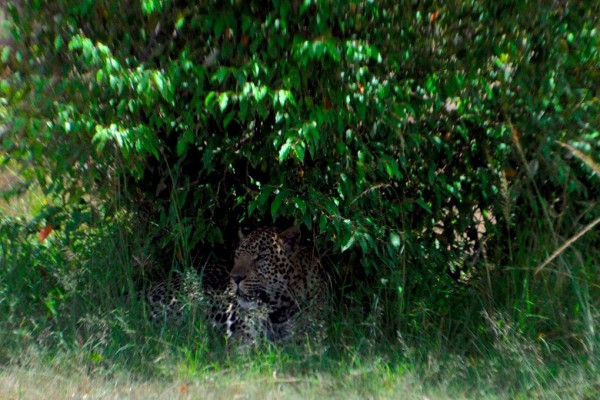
[229,226,301,310]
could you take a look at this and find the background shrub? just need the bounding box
[2,0,598,358]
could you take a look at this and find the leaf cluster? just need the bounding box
[2,0,599,344]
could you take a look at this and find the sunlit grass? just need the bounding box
[0,364,437,400]
[1,346,597,400]
[0,162,46,218]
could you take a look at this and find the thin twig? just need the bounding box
[534,216,600,275]
[349,183,391,207]
[556,141,600,177]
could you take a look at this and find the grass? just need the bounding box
[1,167,599,399]
[0,363,441,400]
[0,162,46,219]
[0,343,597,399]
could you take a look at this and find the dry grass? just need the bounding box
[0,163,45,218]
[0,365,453,400]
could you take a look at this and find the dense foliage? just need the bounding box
[2,0,599,366]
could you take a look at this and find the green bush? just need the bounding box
[2,0,599,357]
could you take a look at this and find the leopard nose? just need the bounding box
[231,274,246,285]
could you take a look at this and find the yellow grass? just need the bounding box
[0,163,46,218]
[0,365,450,400]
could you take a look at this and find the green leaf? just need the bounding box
[294,142,305,162]
[223,111,235,128]
[271,192,283,219]
[275,89,288,107]
[425,74,438,94]
[390,232,401,248]
[176,138,188,156]
[381,156,403,180]
[141,0,157,14]
[218,92,229,111]
[319,214,327,232]
[415,199,432,214]
[175,16,185,30]
[212,67,229,83]
[302,212,313,230]
[54,36,63,50]
[295,197,307,215]
[341,232,355,252]
[279,139,293,161]
[1,47,10,63]
[300,0,311,14]
[214,15,226,37]
[204,91,217,107]
[257,185,274,205]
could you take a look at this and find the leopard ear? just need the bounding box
[278,226,301,253]
[238,228,246,241]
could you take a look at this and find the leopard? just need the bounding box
[145,226,328,346]
[225,226,329,344]
[146,261,230,326]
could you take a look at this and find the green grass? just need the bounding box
[1,167,598,399]
[0,343,597,399]
[0,362,445,400]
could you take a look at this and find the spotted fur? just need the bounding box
[146,262,229,326]
[226,226,329,343]
[146,227,328,345]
